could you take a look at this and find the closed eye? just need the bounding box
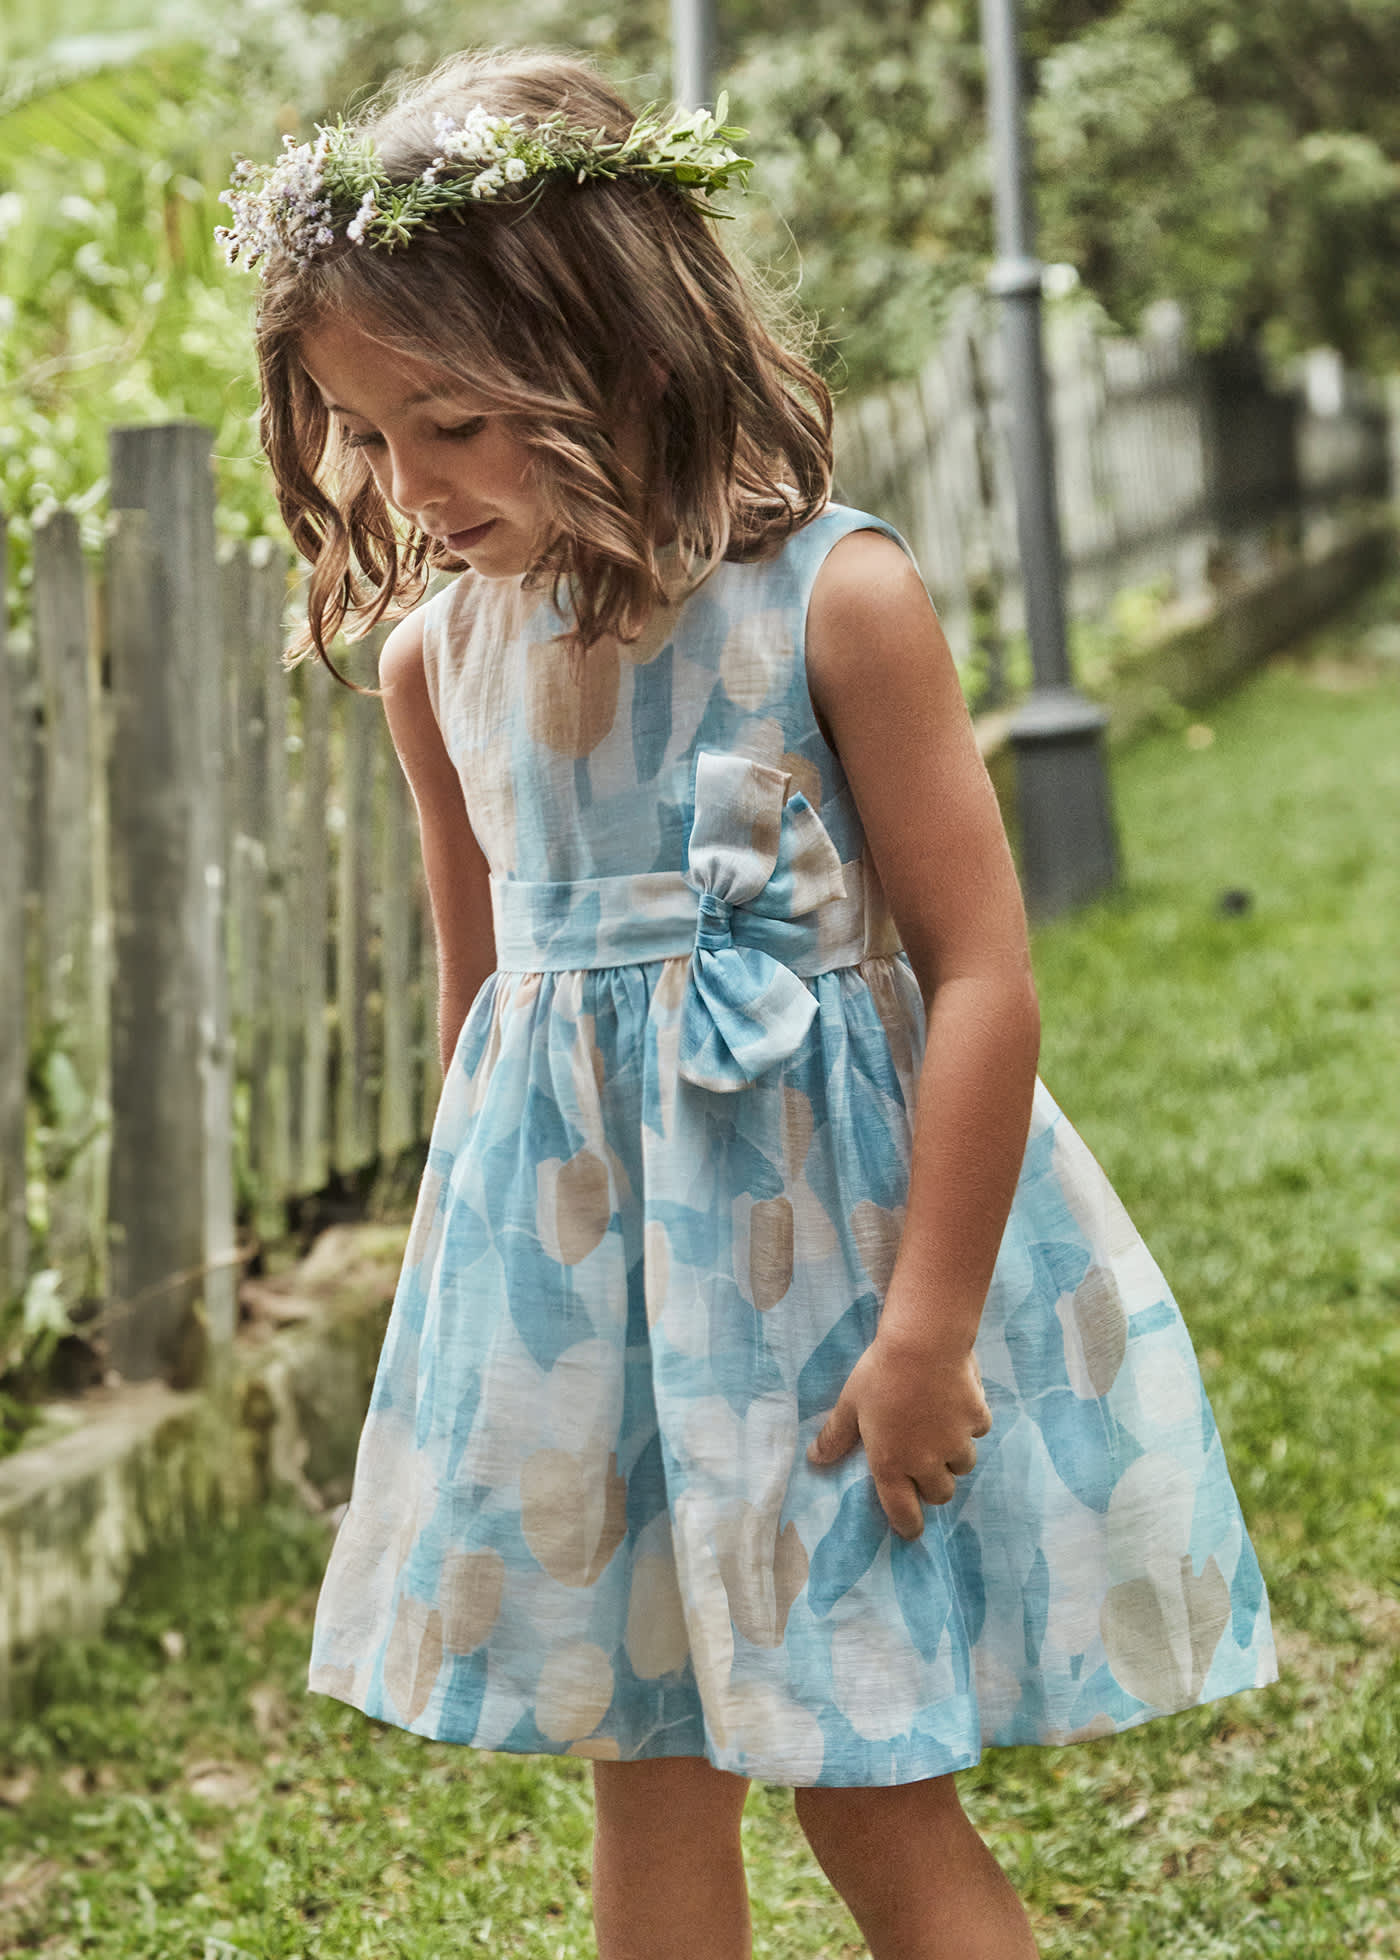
[340,418,485,449]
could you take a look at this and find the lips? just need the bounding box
[443,521,495,552]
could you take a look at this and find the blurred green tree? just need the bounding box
[1026,0,1400,373]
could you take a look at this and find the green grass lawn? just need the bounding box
[2,600,1397,1958]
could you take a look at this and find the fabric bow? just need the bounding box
[678,751,848,1091]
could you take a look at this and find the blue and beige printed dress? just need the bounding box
[308,505,1276,1787]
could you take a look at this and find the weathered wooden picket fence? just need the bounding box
[1,425,438,1389]
[833,297,1393,681]
[1,315,1393,1399]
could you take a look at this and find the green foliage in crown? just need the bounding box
[216,95,754,271]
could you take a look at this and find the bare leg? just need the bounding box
[591,1756,752,1960]
[795,1775,1039,1959]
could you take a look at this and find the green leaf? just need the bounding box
[0,42,210,177]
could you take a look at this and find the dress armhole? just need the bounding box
[795,508,926,764]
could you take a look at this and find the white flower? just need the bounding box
[504,156,528,183]
[435,105,518,165]
[345,190,378,244]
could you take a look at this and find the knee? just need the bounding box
[594,1756,749,1851]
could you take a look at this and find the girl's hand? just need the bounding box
[806,1330,993,1539]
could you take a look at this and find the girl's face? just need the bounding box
[298,316,546,578]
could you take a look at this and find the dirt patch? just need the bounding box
[238,1223,407,1340]
[184,1758,261,1807]
[1335,1578,1400,1645]
[0,1853,62,1918]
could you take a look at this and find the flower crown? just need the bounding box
[217,94,752,272]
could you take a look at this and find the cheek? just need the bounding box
[483,427,529,485]
[355,450,391,498]
[508,444,544,508]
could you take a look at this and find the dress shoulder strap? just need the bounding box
[782,501,919,605]
[416,571,486,731]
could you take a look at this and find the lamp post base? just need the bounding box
[1010,689,1119,921]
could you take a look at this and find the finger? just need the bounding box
[966,1354,992,1438]
[807,1396,860,1466]
[875,1474,926,1539]
[912,1467,958,1508]
[944,1440,978,1477]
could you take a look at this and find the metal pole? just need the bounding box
[671,0,715,109]
[979,0,1118,919]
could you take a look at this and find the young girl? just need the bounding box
[223,49,1276,1957]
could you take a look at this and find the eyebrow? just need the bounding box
[322,388,456,416]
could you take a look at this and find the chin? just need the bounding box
[462,541,535,580]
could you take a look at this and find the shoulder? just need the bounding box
[805,527,943,721]
[794,508,928,651]
[375,608,459,794]
[378,606,426,689]
[807,526,929,635]
[382,571,490,720]
[799,534,1028,998]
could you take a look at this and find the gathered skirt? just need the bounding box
[308,943,1276,1787]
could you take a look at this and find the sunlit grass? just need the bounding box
[2,602,1396,1956]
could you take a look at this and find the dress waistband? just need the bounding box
[489,750,902,1092]
[489,855,895,975]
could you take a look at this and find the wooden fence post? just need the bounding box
[0,518,28,1307]
[249,546,294,1239]
[31,510,107,1308]
[293,656,331,1196]
[333,669,377,1174]
[106,425,236,1386]
[222,548,260,1106]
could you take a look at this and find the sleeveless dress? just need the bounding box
[308,505,1276,1788]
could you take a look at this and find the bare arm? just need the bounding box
[803,530,1041,1534]
[378,611,496,1077]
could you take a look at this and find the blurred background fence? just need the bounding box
[835,297,1393,691]
[0,305,1395,1399]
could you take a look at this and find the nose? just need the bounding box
[381,437,449,527]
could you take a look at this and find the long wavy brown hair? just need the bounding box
[254,48,834,681]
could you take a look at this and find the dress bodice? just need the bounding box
[418,504,906,895]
